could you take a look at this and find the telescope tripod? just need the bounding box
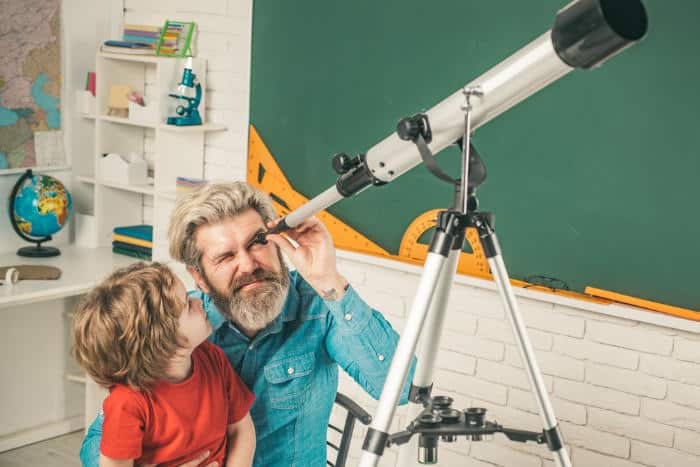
[358,90,572,467]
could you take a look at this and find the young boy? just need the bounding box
[72,262,255,467]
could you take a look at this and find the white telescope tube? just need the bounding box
[273,0,647,232]
[278,31,568,230]
[366,31,570,183]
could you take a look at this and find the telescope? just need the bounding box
[266,1,648,466]
[269,0,648,234]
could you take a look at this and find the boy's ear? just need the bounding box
[187,266,210,294]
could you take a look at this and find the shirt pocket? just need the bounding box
[264,352,315,410]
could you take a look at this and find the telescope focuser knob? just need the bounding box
[332,153,358,174]
[396,113,432,143]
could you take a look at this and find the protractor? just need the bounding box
[398,209,491,278]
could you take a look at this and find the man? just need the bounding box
[80,181,413,467]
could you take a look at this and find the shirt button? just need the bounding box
[249,345,254,350]
[378,354,385,361]
[287,367,295,375]
[344,313,353,321]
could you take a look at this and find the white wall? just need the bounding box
[331,252,700,467]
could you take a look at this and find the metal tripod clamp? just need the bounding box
[458,86,483,213]
[461,86,483,113]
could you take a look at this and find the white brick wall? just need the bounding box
[332,253,700,466]
[674,337,700,363]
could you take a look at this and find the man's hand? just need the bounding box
[137,450,218,467]
[266,217,348,300]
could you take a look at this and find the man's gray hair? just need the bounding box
[168,181,277,269]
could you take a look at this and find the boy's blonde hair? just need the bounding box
[168,181,277,271]
[72,262,187,391]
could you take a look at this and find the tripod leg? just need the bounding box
[478,220,572,467]
[396,248,461,466]
[359,251,450,467]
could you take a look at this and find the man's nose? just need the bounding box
[236,248,258,273]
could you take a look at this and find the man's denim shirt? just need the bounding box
[80,271,414,467]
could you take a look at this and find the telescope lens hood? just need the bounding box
[552,0,648,69]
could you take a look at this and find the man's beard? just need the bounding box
[204,252,290,333]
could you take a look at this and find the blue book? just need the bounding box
[122,35,158,43]
[112,241,152,255]
[113,224,153,242]
[103,40,153,49]
[113,246,151,261]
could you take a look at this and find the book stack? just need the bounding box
[113,225,153,260]
[123,24,161,47]
[176,176,206,199]
[101,40,156,55]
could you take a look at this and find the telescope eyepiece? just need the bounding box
[417,434,439,464]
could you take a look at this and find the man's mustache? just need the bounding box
[230,268,282,294]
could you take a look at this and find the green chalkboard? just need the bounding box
[250,1,700,311]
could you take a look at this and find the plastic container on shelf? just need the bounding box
[128,99,157,124]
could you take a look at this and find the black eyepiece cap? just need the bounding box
[552,0,648,69]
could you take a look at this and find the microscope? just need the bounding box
[167,57,202,126]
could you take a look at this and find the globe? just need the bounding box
[9,169,72,257]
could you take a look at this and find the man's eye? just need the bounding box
[216,254,235,264]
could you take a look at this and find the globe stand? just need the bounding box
[9,169,62,258]
[16,244,61,258]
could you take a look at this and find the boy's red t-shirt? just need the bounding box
[100,340,255,466]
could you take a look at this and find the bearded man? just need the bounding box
[80,181,413,467]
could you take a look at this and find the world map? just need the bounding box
[0,0,61,169]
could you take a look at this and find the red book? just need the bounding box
[87,72,96,97]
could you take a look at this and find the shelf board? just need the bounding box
[159,122,227,133]
[97,118,225,133]
[66,373,87,384]
[99,178,155,196]
[76,175,95,185]
[79,112,96,120]
[157,190,178,201]
[99,51,161,63]
[100,115,157,128]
